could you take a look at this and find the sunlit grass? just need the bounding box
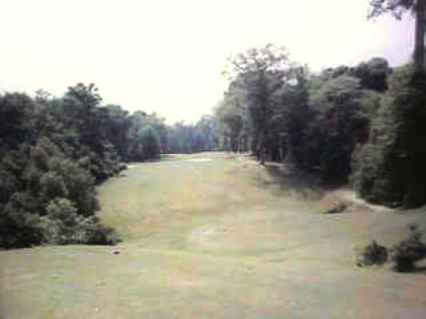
[2,152,426,319]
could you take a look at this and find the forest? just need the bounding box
[1,0,426,251]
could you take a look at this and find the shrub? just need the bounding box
[0,88,127,249]
[47,157,98,216]
[39,198,120,245]
[356,240,388,267]
[86,223,122,245]
[391,224,426,272]
[0,193,43,248]
[322,203,348,214]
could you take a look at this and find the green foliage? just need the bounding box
[0,86,121,248]
[214,95,244,152]
[0,82,218,248]
[166,117,219,154]
[308,75,365,182]
[40,198,120,245]
[224,44,300,163]
[217,48,389,184]
[354,66,426,207]
[0,169,18,204]
[137,127,161,160]
[40,172,69,200]
[0,198,42,249]
[351,58,391,92]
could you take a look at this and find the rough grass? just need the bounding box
[1,152,426,319]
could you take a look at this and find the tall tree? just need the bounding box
[226,44,292,164]
[369,0,425,72]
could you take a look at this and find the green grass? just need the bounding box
[2,152,426,319]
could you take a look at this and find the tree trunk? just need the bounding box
[414,0,425,72]
[278,135,284,162]
[260,146,266,165]
[285,136,295,164]
[256,131,266,165]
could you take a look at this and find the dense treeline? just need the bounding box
[0,83,219,248]
[0,84,122,248]
[215,46,387,182]
[212,2,426,210]
[167,115,219,154]
[215,0,426,209]
[215,43,426,208]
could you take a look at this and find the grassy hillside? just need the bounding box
[1,152,426,319]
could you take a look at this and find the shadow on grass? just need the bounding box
[255,163,324,199]
[408,265,426,274]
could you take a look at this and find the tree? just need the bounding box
[138,127,161,160]
[361,1,426,208]
[0,84,124,248]
[369,0,425,72]
[196,115,219,151]
[309,75,369,182]
[353,65,426,207]
[100,104,130,160]
[351,57,391,92]
[215,95,244,152]
[225,44,293,164]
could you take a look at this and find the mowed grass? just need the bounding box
[99,152,319,253]
[2,152,426,319]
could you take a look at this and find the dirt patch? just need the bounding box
[320,189,394,213]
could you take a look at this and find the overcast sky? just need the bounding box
[0,0,413,123]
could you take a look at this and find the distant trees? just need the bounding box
[166,116,219,154]
[126,111,166,161]
[214,94,245,152]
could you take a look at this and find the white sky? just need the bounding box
[0,0,413,124]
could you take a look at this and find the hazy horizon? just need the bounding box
[0,0,413,124]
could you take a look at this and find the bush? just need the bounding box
[39,198,120,245]
[0,193,43,248]
[87,223,122,245]
[391,224,426,272]
[356,240,388,267]
[47,157,98,216]
[322,203,348,215]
